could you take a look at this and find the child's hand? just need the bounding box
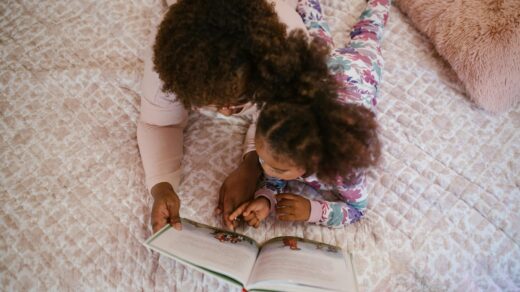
[229,197,271,228]
[275,193,311,221]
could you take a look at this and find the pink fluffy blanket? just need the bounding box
[395,0,520,112]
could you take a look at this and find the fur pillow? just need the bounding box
[395,0,520,113]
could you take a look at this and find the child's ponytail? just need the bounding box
[252,30,335,106]
[257,87,380,184]
[312,97,380,182]
[255,28,380,183]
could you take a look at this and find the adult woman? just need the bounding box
[138,0,315,232]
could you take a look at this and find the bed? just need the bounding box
[1,0,518,290]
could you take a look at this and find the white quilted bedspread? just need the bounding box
[1,0,519,291]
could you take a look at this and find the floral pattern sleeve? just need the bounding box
[306,170,367,228]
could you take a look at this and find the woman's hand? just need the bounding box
[150,182,182,233]
[216,151,262,230]
[275,193,311,221]
[229,197,271,228]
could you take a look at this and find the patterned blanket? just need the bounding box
[1,0,518,290]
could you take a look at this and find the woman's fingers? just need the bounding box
[228,202,248,221]
[277,213,296,221]
[216,184,226,215]
[276,204,294,215]
[276,199,294,208]
[151,203,169,234]
[166,199,182,231]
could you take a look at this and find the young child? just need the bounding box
[230,0,391,228]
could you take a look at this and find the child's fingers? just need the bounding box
[247,217,259,228]
[243,202,258,217]
[277,213,296,221]
[243,199,262,216]
[243,211,256,222]
[276,199,294,208]
[228,202,248,221]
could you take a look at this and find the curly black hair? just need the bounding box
[257,98,381,184]
[251,29,335,105]
[153,0,289,108]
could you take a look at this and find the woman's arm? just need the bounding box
[137,94,187,233]
[138,28,189,232]
[137,121,185,192]
[138,26,189,193]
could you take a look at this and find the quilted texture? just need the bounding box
[394,0,520,113]
[1,0,519,291]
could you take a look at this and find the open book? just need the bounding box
[144,218,358,292]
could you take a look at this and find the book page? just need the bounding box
[246,237,357,292]
[145,219,259,285]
